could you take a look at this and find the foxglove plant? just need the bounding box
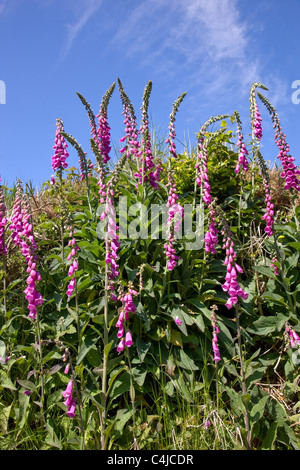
[220,226,248,309]
[164,92,186,271]
[250,83,267,143]
[257,91,300,192]
[195,117,228,255]
[0,178,7,256]
[51,118,69,182]
[138,80,160,188]
[10,181,43,320]
[116,285,138,354]
[256,150,275,237]
[233,111,249,174]
[66,226,79,298]
[204,203,218,255]
[118,78,141,166]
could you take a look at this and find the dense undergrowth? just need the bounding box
[1,79,300,451]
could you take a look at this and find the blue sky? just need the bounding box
[0,0,299,187]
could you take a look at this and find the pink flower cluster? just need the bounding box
[97,166,106,204]
[252,100,263,141]
[196,140,219,255]
[51,118,69,175]
[66,227,79,297]
[116,287,137,354]
[120,99,140,161]
[164,172,183,271]
[195,144,212,206]
[62,379,76,418]
[165,117,177,158]
[138,118,160,188]
[100,178,121,301]
[274,121,300,191]
[0,179,7,256]
[234,117,249,173]
[94,111,112,165]
[221,234,248,309]
[211,310,221,363]
[204,206,218,255]
[10,183,43,320]
[286,324,300,348]
[261,179,274,237]
[270,256,280,276]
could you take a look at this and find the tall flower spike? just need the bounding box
[256,150,275,237]
[118,78,141,168]
[217,216,248,309]
[95,83,115,165]
[101,153,127,301]
[195,125,228,255]
[233,111,249,174]
[250,82,267,143]
[210,306,221,363]
[51,118,69,178]
[10,182,43,320]
[66,225,79,298]
[138,80,160,188]
[164,92,186,271]
[257,91,300,192]
[0,178,7,256]
[116,284,138,354]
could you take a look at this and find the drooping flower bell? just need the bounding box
[221,232,248,309]
[116,285,137,354]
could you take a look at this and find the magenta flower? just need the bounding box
[270,256,280,276]
[62,379,76,418]
[66,226,79,298]
[261,179,274,237]
[204,206,218,255]
[257,91,300,192]
[10,181,43,320]
[0,178,7,256]
[252,100,263,141]
[175,316,182,326]
[115,286,137,353]
[51,118,69,174]
[233,112,249,173]
[221,234,248,309]
[286,325,300,348]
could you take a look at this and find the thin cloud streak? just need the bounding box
[59,0,103,62]
[111,0,261,101]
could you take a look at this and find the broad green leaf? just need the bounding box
[261,422,278,450]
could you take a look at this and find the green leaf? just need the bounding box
[76,336,98,365]
[109,370,131,401]
[16,379,37,391]
[136,338,151,363]
[175,349,199,370]
[261,422,278,450]
[250,395,269,423]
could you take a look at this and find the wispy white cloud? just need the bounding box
[59,0,103,62]
[111,0,261,104]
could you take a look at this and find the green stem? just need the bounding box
[35,309,45,424]
[234,304,252,450]
[100,247,109,450]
